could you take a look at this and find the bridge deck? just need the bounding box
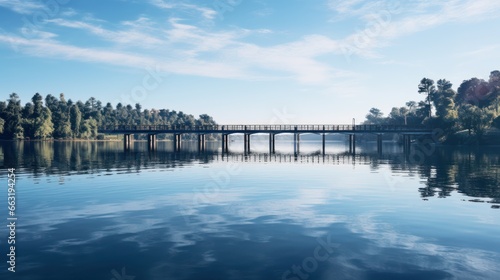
[99,124,434,135]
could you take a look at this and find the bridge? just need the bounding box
[98,124,434,153]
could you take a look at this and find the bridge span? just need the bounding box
[98,124,434,153]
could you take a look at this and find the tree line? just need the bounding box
[364,70,500,143]
[0,93,217,140]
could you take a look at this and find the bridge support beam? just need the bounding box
[403,134,411,151]
[349,134,356,154]
[174,133,182,152]
[322,133,326,155]
[297,133,300,154]
[377,134,383,154]
[147,134,157,150]
[244,134,251,153]
[272,133,276,153]
[293,133,301,155]
[269,133,275,154]
[124,134,132,150]
[222,134,229,153]
[198,134,206,152]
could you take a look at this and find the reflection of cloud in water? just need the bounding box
[20,184,347,255]
[342,213,500,279]
[16,181,500,280]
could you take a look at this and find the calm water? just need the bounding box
[0,140,499,280]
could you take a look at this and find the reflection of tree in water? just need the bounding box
[415,147,500,203]
[0,141,219,177]
[2,142,499,203]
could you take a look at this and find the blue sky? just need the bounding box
[0,0,499,124]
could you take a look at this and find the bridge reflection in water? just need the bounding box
[115,143,409,166]
[99,124,434,154]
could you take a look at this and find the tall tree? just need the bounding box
[400,107,409,125]
[458,104,494,138]
[70,105,82,137]
[45,94,58,112]
[80,117,98,139]
[102,102,115,126]
[197,114,216,125]
[365,108,384,124]
[0,117,4,135]
[406,101,417,112]
[33,107,54,139]
[488,70,500,113]
[31,93,44,118]
[53,93,72,138]
[418,78,436,118]
[433,79,457,121]
[489,70,500,85]
[3,93,24,139]
[456,78,492,108]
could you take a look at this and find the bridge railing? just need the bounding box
[99,124,431,132]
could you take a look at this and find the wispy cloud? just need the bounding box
[0,33,156,67]
[0,29,250,79]
[149,0,217,20]
[458,44,500,58]
[47,17,165,47]
[60,7,77,17]
[0,0,45,14]
[333,0,500,58]
[328,0,369,15]
[381,0,500,39]
[149,0,175,9]
[2,0,500,86]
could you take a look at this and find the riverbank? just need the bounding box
[443,128,500,145]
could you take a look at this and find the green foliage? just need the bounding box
[70,105,82,137]
[54,118,72,138]
[458,104,494,137]
[0,92,217,140]
[363,70,500,144]
[0,117,4,135]
[456,78,494,108]
[365,108,384,124]
[80,117,98,139]
[387,107,406,125]
[2,93,24,139]
[13,123,24,140]
[33,107,54,139]
[418,78,435,118]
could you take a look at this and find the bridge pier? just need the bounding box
[124,134,133,150]
[349,134,356,154]
[269,133,275,154]
[297,133,300,154]
[322,133,326,154]
[377,134,383,154]
[403,134,411,151]
[147,134,157,150]
[174,133,182,152]
[293,133,301,155]
[222,134,229,153]
[198,134,206,152]
[244,134,251,153]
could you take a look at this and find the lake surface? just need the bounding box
[0,140,499,280]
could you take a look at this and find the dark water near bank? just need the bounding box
[0,140,499,280]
